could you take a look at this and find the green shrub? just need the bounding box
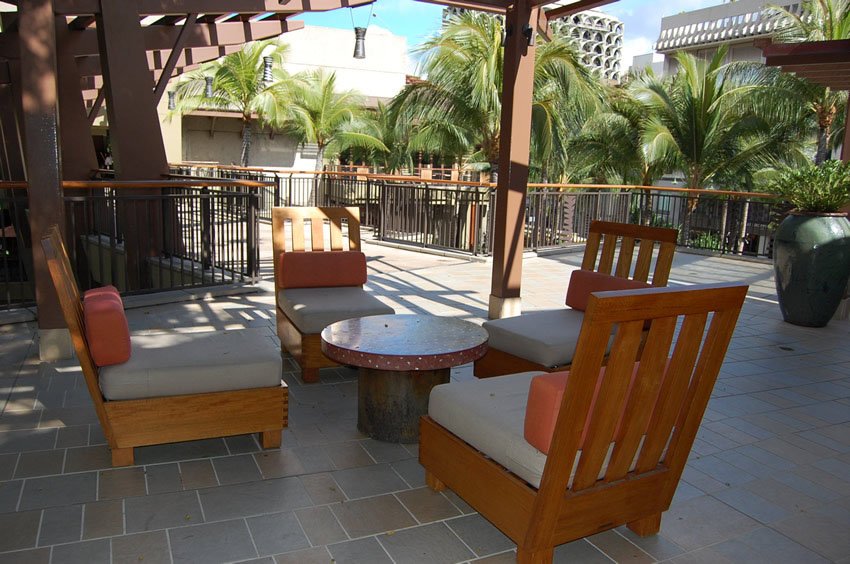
[769,160,850,213]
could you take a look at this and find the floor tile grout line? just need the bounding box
[372,533,400,564]
[612,526,669,562]
[241,516,262,560]
[77,504,85,543]
[195,489,207,523]
[584,536,622,564]
[33,507,44,549]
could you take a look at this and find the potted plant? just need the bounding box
[770,160,850,327]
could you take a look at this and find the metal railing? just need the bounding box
[0,183,34,311]
[170,164,786,259]
[63,179,261,295]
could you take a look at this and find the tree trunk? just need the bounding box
[719,198,728,253]
[641,188,653,226]
[736,200,750,254]
[240,121,252,167]
[309,146,325,206]
[815,125,829,165]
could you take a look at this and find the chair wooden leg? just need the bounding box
[517,546,553,564]
[111,447,134,467]
[425,471,446,492]
[261,430,282,449]
[627,512,662,537]
[301,367,320,383]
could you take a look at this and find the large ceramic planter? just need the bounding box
[773,212,850,327]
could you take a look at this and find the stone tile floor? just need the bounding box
[1,232,849,563]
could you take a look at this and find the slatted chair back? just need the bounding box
[582,221,678,286]
[529,283,747,546]
[41,225,115,444]
[272,207,361,282]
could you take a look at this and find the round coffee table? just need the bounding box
[321,314,488,443]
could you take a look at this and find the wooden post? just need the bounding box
[488,0,538,319]
[19,0,72,359]
[95,0,167,289]
[55,16,99,181]
[95,0,168,179]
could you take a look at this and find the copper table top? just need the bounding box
[321,314,488,371]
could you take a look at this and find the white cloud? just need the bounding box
[620,36,655,70]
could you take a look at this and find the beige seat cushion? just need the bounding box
[277,286,395,334]
[429,372,548,487]
[483,309,589,368]
[430,373,659,489]
[99,329,282,401]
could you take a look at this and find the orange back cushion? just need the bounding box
[524,364,643,454]
[83,291,131,367]
[278,251,368,289]
[565,270,651,311]
[84,285,121,302]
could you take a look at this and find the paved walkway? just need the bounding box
[0,230,848,563]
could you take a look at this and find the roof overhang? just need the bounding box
[758,38,850,91]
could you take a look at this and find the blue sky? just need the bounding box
[299,0,720,72]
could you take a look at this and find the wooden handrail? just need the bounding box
[62,178,274,189]
[169,162,782,199]
[0,181,28,190]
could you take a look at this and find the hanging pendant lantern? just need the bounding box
[167,90,176,110]
[353,27,367,59]
[262,56,274,82]
[204,76,214,98]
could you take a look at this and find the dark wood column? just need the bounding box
[842,103,850,163]
[95,0,168,179]
[0,81,26,181]
[19,0,72,359]
[488,0,537,319]
[56,16,98,180]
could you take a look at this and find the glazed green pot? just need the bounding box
[773,212,850,327]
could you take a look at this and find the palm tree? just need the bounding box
[569,84,672,225]
[171,40,295,167]
[391,11,602,177]
[283,70,386,172]
[281,70,386,204]
[767,0,850,163]
[635,47,796,245]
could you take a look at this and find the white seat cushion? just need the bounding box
[277,286,395,334]
[99,329,282,400]
[429,372,549,488]
[483,309,588,367]
[430,373,659,489]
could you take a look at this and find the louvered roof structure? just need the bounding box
[1,0,619,352]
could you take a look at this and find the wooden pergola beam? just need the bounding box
[53,0,373,15]
[0,18,303,60]
[415,0,507,14]
[761,38,850,66]
[543,0,617,19]
[152,12,197,105]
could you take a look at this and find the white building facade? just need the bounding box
[163,25,409,169]
[654,0,801,75]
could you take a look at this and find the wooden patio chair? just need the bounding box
[422,282,748,563]
[475,221,679,378]
[41,225,287,467]
[272,207,394,383]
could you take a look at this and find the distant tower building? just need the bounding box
[547,6,624,81]
[441,6,624,82]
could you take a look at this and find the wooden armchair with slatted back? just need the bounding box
[422,282,747,563]
[41,225,287,467]
[272,207,394,383]
[475,221,679,378]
